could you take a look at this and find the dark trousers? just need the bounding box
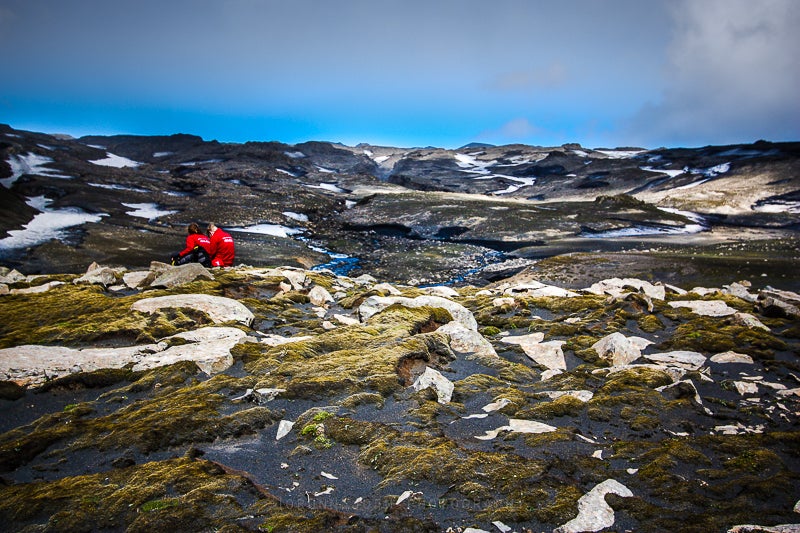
[174,246,211,267]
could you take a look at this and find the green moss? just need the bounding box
[0,457,352,532]
[638,314,665,333]
[517,395,585,420]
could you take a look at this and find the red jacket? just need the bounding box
[179,233,212,257]
[209,228,235,266]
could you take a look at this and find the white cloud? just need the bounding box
[625,0,800,146]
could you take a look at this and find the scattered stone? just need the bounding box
[372,282,401,295]
[542,390,594,402]
[438,321,498,358]
[424,285,460,298]
[332,314,359,326]
[9,281,64,295]
[584,277,666,300]
[0,326,244,385]
[553,479,633,533]
[732,312,770,331]
[500,333,566,370]
[711,351,755,364]
[276,420,294,440]
[669,299,738,317]
[492,297,516,308]
[131,294,254,326]
[308,285,334,307]
[0,268,25,284]
[148,263,214,289]
[735,381,760,395]
[728,524,800,532]
[122,270,150,289]
[475,419,558,440]
[492,520,512,533]
[643,351,707,370]
[724,281,758,303]
[503,281,579,298]
[482,398,511,412]
[591,332,652,366]
[73,262,121,287]
[757,288,800,319]
[412,366,454,404]
[258,333,314,346]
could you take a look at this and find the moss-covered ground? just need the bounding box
[0,264,798,532]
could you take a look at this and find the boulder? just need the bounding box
[148,263,214,289]
[73,262,121,287]
[0,269,26,284]
[501,333,566,370]
[122,270,151,289]
[308,285,334,307]
[131,294,254,326]
[757,288,800,319]
[643,350,707,370]
[0,326,244,386]
[585,277,666,300]
[711,351,755,364]
[437,321,498,358]
[669,299,738,317]
[358,295,478,330]
[723,281,758,303]
[553,479,633,533]
[412,366,454,404]
[592,332,652,366]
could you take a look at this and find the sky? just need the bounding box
[0,0,798,149]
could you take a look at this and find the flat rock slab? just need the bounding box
[669,299,738,317]
[0,327,245,386]
[131,294,254,326]
[554,479,633,533]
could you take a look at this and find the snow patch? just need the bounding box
[89,182,149,193]
[596,149,645,159]
[153,151,174,157]
[0,196,107,250]
[641,166,685,178]
[284,151,306,159]
[89,152,141,168]
[307,183,347,193]
[283,211,309,222]
[122,203,177,221]
[2,153,73,187]
[229,224,304,238]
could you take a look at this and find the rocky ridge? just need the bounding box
[0,261,798,532]
[1,124,798,288]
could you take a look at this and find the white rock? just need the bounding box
[585,277,666,300]
[728,524,800,532]
[711,351,755,364]
[492,520,512,533]
[592,332,651,366]
[541,369,564,381]
[669,299,738,317]
[475,419,558,440]
[553,479,633,533]
[131,294,254,326]
[592,450,603,459]
[643,351,707,370]
[424,285,460,298]
[724,282,758,303]
[122,270,150,289]
[131,327,244,375]
[308,285,334,307]
[332,313,360,326]
[276,420,294,440]
[735,381,760,395]
[462,528,491,533]
[372,282,402,295]
[437,321,498,358]
[9,281,64,295]
[504,281,579,298]
[320,471,338,480]
[492,297,516,308]
[358,295,478,330]
[482,398,511,412]
[258,333,314,346]
[501,333,566,370]
[412,366,454,404]
[732,312,770,331]
[542,390,594,402]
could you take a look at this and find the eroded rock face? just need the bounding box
[131,294,254,326]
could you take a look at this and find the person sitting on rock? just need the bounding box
[171,222,212,267]
[206,222,235,267]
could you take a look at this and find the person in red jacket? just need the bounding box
[206,222,235,267]
[171,222,212,267]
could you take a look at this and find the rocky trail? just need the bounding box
[0,261,798,532]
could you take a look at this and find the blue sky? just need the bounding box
[1,0,798,149]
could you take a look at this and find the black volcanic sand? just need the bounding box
[0,266,799,532]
